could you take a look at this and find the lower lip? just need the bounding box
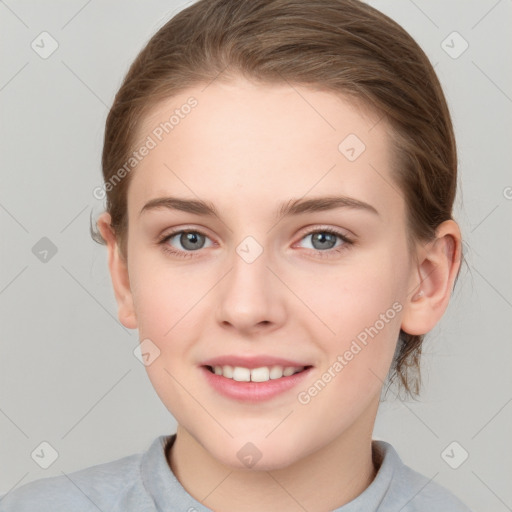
[201,366,313,402]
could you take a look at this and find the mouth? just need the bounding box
[200,362,314,402]
[204,364,311,382]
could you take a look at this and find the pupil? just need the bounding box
[182,232,204,250]
[314,232,335,249]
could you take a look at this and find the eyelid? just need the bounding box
[295,224,354,240]
[293,225,354,254]
[157,227,216,259]
[158,224,352,243]
[157,224,355,258]
[158,224,214,240]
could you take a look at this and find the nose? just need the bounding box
[215,238,286,335]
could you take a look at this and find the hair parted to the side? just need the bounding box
[91,0,465,400]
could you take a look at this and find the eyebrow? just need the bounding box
[139,195,380,219]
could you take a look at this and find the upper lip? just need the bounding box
[201,355,312,369]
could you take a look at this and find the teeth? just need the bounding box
[232,367,251,382]
[211,365,305,382]
[283,367,296,377]
[250,367,270,382]
[269,366,284,379]
[223,365,233,378]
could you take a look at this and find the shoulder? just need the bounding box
[0,450,151,512]
[376,440,474,512]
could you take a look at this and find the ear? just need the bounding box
[97,212,138,329]
[401,220,462,336]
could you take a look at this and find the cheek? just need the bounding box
[298,256,404,391]
[129,252,203,340]
[128,257,213,401]
[129,261,206,418]
[299,254,403,338]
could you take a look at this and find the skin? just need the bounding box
[97,77,461,512]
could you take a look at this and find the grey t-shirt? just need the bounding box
[0,434,473,511]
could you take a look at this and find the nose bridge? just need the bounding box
[215,234,284,331]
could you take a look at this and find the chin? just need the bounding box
[203,433,308,472]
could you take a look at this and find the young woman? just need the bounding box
[1,0,473,510]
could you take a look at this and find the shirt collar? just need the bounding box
[140,434,397,512]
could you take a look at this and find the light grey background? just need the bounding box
[0,1,511,510]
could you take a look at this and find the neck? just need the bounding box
[168,396,380,512]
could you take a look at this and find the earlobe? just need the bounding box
[96,212,138,329]
[401,220,462,336]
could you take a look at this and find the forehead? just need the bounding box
[137,78,383,149]
[129,78,402,222]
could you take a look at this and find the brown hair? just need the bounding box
[91,0,465,400]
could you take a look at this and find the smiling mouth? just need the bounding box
[204,364,312,382]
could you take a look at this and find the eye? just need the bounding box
[296,227,353,257]
[158,229,214,258]
[157,226,354,259]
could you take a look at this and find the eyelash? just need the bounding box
[157,227,354,260]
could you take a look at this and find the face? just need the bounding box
[113,77,419,469]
